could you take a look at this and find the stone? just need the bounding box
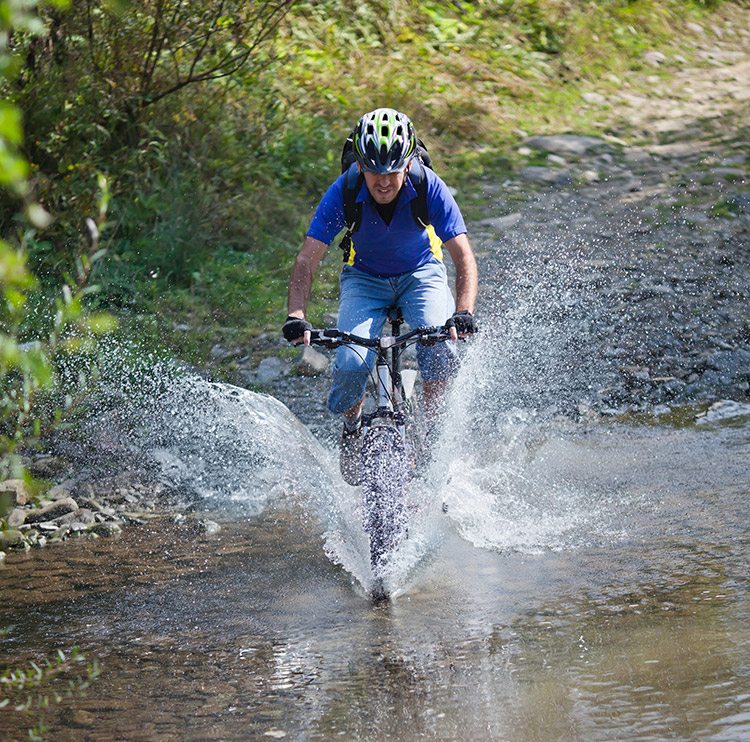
[644,50,667,67]
[78,497,116,517]
[520,167,574,186]
[7,508,26,527]
[47,482,75,500]
[90,521,122,537]
[27,456,66,479]
[0,479,29,506]
[0,529,25,549]
[524,135,609,157]
[24,497,79,524]
[582,92,607,105]
[686,22,704,35]
[256,356,287,385]
[297,346,329,377]
[197,519,221,536]
[476,213,522,231]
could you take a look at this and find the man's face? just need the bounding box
[361,166,409,205]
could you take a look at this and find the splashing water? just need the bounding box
[72,249,643,598]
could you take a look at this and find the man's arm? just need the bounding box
[285,236,329,344]
[444,233,478,315]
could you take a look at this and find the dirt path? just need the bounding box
[273,23,750,436]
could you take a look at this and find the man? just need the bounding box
[283,108,478,484]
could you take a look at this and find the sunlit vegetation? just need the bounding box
[0,0,742,445]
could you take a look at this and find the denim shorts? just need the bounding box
[327,258,458,414]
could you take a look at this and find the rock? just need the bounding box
[520,167,574,186]
[49,524,71,541]
[0,479,29,506]
[696,400,750,424]
[61,708,96,728]
[582,92,607,105]
[0,529,25,549]
[90,521,122,537]
[7,508,26,527]
[24,497,79,524]
[297,346,329,377]
[476,213,522,231]
[644,50,667,67]
[686,22,704,35]
[525,135,609,157]
[580,170,600,184]
[27,456,66,479]
[197,519,221,536]
[55,509,96,527]
[0,551,4,563]
[78,497,116,517]
[623,149,652,165]
[256,356,287,385]
[47,482,75,500]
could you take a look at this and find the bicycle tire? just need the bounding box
[360,423,409,575]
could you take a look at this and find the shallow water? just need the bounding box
[1,409,748,741]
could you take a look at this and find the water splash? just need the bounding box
[68,254,638,599]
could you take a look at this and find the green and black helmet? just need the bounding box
[353,108,417,174]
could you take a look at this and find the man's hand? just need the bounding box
[282,315,312,345]
[445,310,478,341]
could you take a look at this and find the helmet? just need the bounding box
[353,108,417,174]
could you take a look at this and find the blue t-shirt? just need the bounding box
[307,167,467,277]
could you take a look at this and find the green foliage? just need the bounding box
[1,0,741,369]
[1,0,116,475]
[0,645,101,740]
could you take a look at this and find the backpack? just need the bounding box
[338,131,434,262]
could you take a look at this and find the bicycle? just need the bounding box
[309,309,450,600]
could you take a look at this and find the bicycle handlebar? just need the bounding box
[307,325,450,349]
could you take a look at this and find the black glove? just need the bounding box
[282,315,312,342]
[445,310,478,335]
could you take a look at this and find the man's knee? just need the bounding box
[328,369,369,414]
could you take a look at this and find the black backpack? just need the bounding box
[338,132,434,262]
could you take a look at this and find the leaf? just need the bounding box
[0,103,23,145]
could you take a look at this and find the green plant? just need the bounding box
[0,646,101,740]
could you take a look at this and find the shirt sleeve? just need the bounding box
[307,175,346,245]
[426,170,467,243]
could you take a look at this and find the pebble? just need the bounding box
[24,497,79,524]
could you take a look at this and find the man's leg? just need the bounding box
[397,258,458,418]
[329,266,392,485]
[327,267,390,416]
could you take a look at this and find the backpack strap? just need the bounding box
[338,163,363,263]
[338,159,431,264]
[407,159,430,229]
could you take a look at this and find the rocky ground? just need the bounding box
[262,21,750,429]
[2,17,748,556]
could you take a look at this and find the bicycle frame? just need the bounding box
[309,315,446,436]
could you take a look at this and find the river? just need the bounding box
[1,391,748,740]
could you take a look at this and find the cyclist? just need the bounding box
[283,108,478,484]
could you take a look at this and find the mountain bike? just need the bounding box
[309,310,450,599]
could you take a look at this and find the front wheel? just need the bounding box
[360,423,409,575]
